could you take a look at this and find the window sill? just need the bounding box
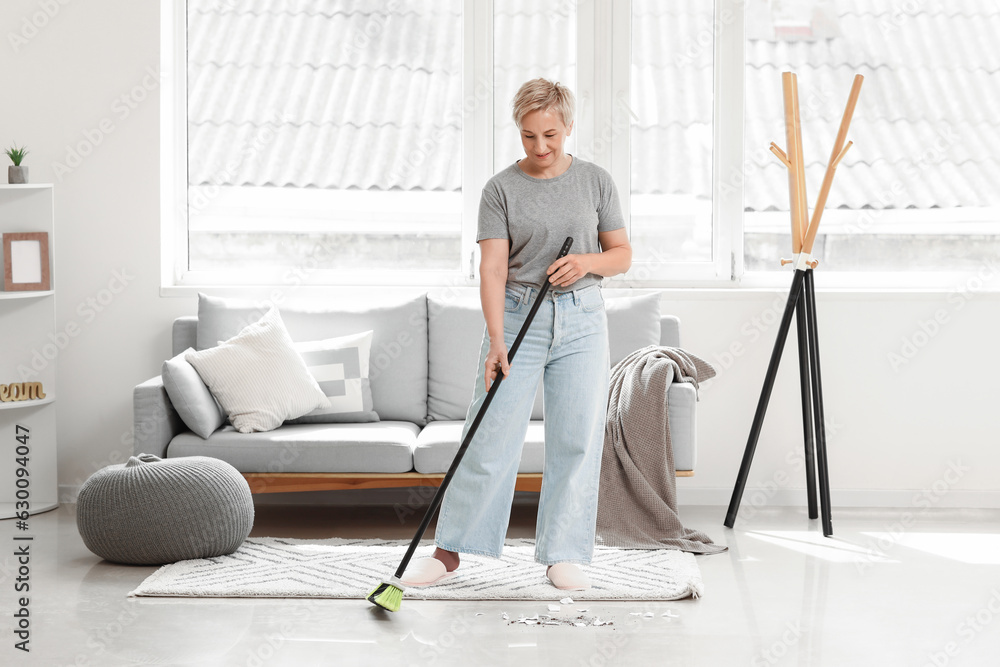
[161,269,1000,301]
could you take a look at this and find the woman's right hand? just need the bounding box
[485,340,510,392]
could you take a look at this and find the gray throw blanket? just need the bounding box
[596,345,727,554]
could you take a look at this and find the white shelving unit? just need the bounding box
[0,183,59,519]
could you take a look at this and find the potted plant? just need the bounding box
[5,144,29,184]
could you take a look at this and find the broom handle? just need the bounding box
[393,236,575,579]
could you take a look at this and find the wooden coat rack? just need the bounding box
[725,72,864,537]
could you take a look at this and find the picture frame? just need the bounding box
[3,232,51,291]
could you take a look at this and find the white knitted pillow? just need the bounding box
[185,307,329,433]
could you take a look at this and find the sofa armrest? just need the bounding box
[660,314,681,348]
[667,382,697,471]
[133,375,187,459]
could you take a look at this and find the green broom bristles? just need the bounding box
[367,576,405,612]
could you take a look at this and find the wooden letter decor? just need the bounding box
[0,382,46,402]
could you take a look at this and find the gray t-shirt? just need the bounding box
[477,155,625,291]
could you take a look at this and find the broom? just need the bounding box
[368,236,574,611]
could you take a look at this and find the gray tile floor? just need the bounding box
[5,501,999,666]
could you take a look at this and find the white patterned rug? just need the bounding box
[129,537,703,601]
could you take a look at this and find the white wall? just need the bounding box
[2,0,997,510]
[2,0,192,499]
[667,289,1000,509]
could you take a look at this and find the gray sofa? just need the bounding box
[133,290,698,494]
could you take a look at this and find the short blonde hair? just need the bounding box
[511,78,575,129]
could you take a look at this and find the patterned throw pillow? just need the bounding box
[285,331,380,424]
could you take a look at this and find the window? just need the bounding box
[493,0,577,173]
[630,0,717,271]
[163,0,995,289]
[488,0,724,281]
[180,0,465,285]
[166,0,721,287]
[743,0,1000,273]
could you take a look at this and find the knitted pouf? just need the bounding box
[76,454,254,565]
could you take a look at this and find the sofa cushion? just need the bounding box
[172,317,198,357]
[161,348,227,439]
[167,422,419,473]
[285,331,379,424]
[185,308,329,433]
[413,420,546,474]
[415,383,696,474]
[425,289,662,423]
[196,293,428,424]
[426,291,544,422]
[604,291,662,367]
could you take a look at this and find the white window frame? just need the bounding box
[161,0,995,294]
[732,1,1000,290]
[161,0,738,292]
[604,0,739,288]
[160,0,186,293]
[162,0,483,291]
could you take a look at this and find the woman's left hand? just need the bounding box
[546,254,591,287]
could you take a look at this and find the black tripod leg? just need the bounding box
[725,270,807,528]
[804,269,833,536]
[795,287,819,520]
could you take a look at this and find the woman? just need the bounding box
[403,78,632,591]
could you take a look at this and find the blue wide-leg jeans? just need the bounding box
[435,282,610,565]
